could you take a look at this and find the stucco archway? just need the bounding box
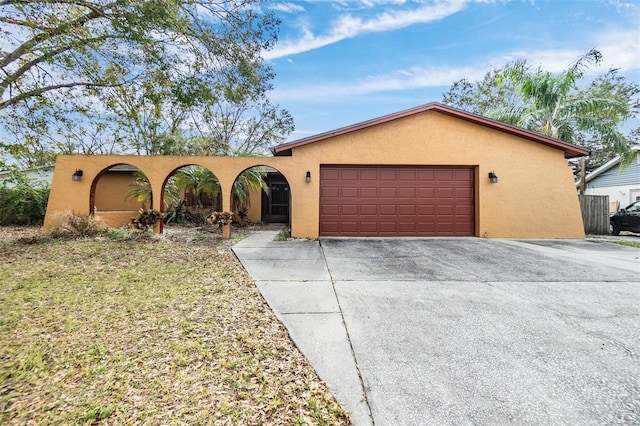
[44,154,311,236]
[89,163,151,228]
[231,165,292,227]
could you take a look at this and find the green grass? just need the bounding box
[608,239,640,249]
[0,228,349,425]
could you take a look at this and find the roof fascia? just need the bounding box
[273,103,590,159]
[582,146,640,184]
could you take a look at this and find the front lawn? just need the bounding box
[0,227,349,425]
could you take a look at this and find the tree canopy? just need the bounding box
[0,0,293,167]
[442,49,639,172]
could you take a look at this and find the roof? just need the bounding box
[0,164,54,175]
[272,102,590,159]
[579,146,640,185]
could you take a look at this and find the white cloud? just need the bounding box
[271,33,640,103]
[264,0,469,59]
[270,2,305,13]
[593,29,640,72]
[272,64,481,102]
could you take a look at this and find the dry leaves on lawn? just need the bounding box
[0,226,350,425]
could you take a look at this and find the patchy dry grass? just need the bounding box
[0,226,350,425]
[608,239,640,249]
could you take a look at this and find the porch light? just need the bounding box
[306,170,311,183]
[72,169,83,181]
[488,171,498,184]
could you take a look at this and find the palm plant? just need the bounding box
[173,166,221,210]
[232,166,268,214]
[488,49,633,165]
[125,170,153,210]
[126,165,269,224]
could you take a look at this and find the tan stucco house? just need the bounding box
[44,103,589,238]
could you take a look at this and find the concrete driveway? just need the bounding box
[233,232,640,425]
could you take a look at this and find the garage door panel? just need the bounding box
[380,204,397,215]
[341,204,358,215]
[379,170,397,180]
[380,187,397,198]
[320,166,474,236]
[360,169,378,180]
[398,205,416,215]
[360,222,378,232]
[437,205,454,215]
[360,187,378,197]
[437,170,455,180]
[341,187,358,197]
[321,186,339,197]
[417,187,435,198]
[398,187,417,198]
[379,222,397,232]
[360,204,378,215]
[418,205,435,215]
[398,170,416,180]
[437,187,455,198]
[321,168,340,180]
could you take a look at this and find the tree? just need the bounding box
[442,49,639,173]
[0,0,290,164]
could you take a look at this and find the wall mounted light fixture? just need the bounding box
[488,171,498,184]
[72,169,83,182]
[306,170,311,183]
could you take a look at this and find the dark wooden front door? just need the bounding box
[319,166,474,236]
[262,173,290,223]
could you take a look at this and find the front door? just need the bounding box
[262,173,290,223]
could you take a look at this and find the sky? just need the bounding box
[262,0,640,142]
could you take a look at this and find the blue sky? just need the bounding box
[262,0,640,142]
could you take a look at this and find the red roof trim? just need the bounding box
[273,102,590,159]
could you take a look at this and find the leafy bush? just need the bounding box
[0,168,50,225]
[47,212,103,238]
[131,208,162,231]
[207,211,233,228]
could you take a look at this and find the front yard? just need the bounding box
[0,226,349,425]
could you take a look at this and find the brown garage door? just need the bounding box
[319,166,474,236]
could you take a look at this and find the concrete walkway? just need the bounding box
[233,231,640,425]
[233,230,373,425]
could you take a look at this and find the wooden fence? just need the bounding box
[578,194,609,235]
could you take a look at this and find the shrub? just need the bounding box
[207,211,233,228]
[0,168,50,225]
[47,212,102,238]
[131,208,162,231]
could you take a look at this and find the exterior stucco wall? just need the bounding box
[94,172,142,211]
[44,110,585,239]
[44,157,300,234]
[285,110,584,239]
[245,185,263,223]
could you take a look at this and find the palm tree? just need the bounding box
[173,166,221,210]
[126,165,269,222]
[232,166,268,214]
[488,49,634,181]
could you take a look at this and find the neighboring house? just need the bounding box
[580,147,640,212]
[44,103,589,238]
[0,165,54,188]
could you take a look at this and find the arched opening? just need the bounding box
[90,163,150,228]
[232,166,291,227]
[161,164,222,228]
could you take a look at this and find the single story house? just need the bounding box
[579,147,640,212]
[44,103,589,238]
[0,165,54,188]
